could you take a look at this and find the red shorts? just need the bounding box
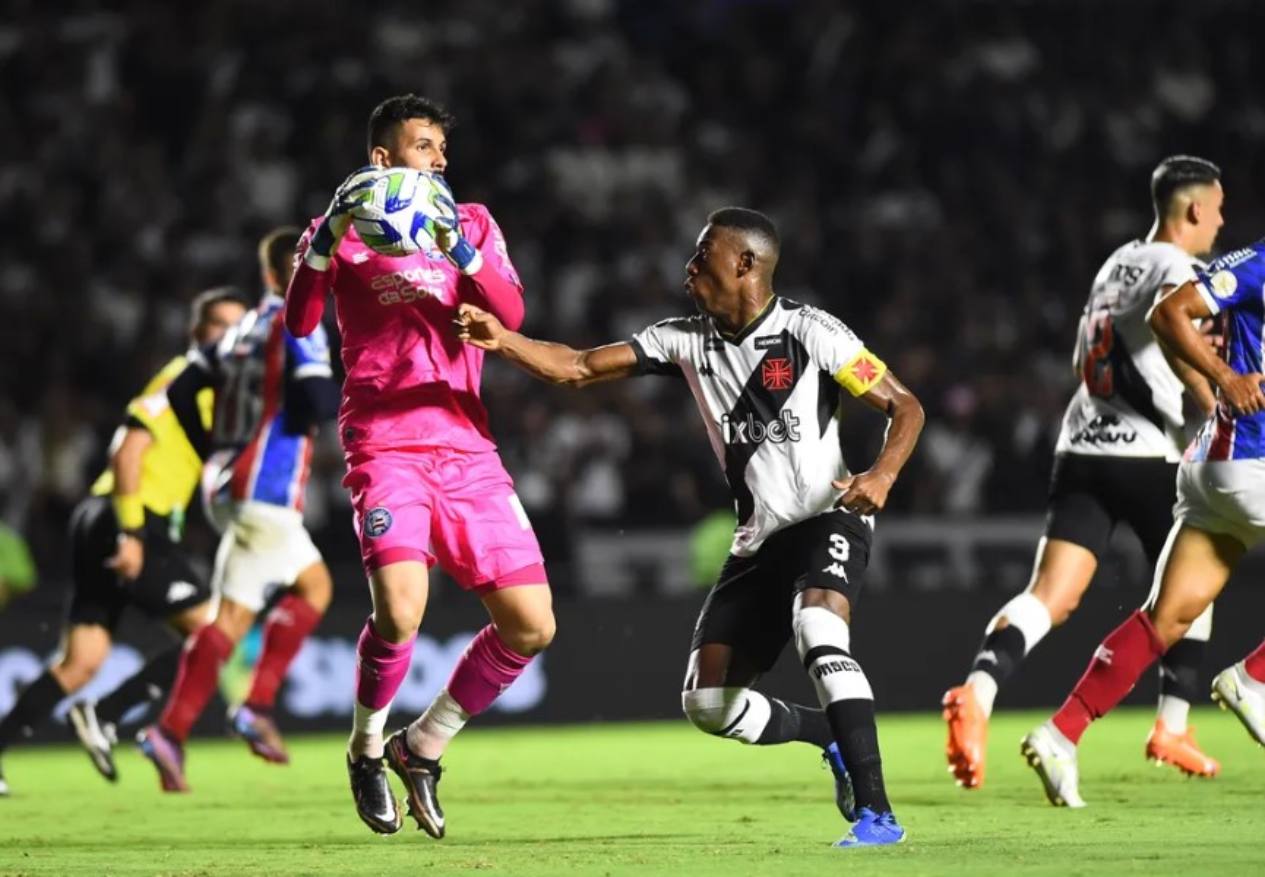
[343,447,547,591]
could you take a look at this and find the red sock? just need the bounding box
[159,625,234,742]
[245,594,323,710]
[1052,610,1165,744]
[1243,639,1265,683]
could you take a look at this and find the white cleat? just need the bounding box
[1211,663,1265,748]
[1021,723,1086,808]
[68,700,119,782]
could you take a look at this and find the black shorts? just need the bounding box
[689,509,872,674]
[1044,453,1177,565]
[67,495,210,631]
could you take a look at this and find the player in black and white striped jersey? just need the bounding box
[455,207,924,848]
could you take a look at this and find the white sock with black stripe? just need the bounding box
[793,598,891,813]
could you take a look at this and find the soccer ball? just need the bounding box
[350,168,453,257]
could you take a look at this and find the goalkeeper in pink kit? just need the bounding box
[285,94,553,837]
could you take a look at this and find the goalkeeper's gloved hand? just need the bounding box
[306,166,382,269]
[417,174,483,276]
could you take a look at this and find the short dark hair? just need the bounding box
[1151,155,1221,217]
[707,207,781,253]
[258,225,302,286]
[368,94,456,152]
[189,286,249,331]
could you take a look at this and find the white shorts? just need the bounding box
[208,500,323,612]
[1174,460,1265,550]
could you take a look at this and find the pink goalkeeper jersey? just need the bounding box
[285,202,525,453]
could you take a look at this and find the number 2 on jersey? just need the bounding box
[1082,309,1114,398]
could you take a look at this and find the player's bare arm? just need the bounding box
[1152,284,1218,416]
[105,425,153,580]
[1149,281,1265,414]
[455,302,639,387]
[833,371,925,515]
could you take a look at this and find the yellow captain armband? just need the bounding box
[113,494,145,532]
[835,348,888,397]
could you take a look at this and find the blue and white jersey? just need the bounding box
[193,293,334,509]
[1188,241,1265,461]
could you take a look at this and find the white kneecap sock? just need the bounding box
[681,687,772,743]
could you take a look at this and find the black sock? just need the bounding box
[825,698,891,813]
[755,698,834,747]
[96,645,183,727]
[0,671,68,752]
[1159,638,1206,704]
[969,625,1026,688]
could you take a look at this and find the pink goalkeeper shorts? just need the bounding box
[344,446,547,591]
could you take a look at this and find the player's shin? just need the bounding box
[245,592,323,711]
[95,644,182,727]
[406,625,533,759]
[966,592,1053,716]
[0,671,68,752]
[159,624,234,741]
[1155,603,1212,733]
[794,605,891,814]
[350,620,415,759]
[1052,610,1165,744]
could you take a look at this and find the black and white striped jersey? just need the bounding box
[1056,240,1202,462]
[630,297,887,556]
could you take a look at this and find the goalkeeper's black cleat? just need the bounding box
[384,730,445,838]
[69,700,118,782]
[347,753,402,835]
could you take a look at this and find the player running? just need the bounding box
[456,207,924,848]
[137,228,339,792]
[1022,238,1265,807]
[284,94,553,838]
[942,156,1225,788]
[0,289,248,796]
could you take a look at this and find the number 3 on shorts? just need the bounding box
[828,533,850,563]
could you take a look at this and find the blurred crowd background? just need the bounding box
[2,0,1264,588]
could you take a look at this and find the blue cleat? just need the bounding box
[822,742,856,822]
[833,807,905,848]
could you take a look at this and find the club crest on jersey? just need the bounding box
[1209,269,1238,299]
[363,507,394,538]
[761,357,794,391]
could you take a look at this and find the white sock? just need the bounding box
[407,688,470,760]
[1156,694,1190,734]
[349,701,390,760]
[966,670,1000,717]
[1044,720,1076,755]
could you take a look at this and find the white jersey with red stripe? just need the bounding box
[1054,239,1202,462]
[194,292,333,510]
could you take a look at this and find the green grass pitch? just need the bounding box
[1,708,1262,876]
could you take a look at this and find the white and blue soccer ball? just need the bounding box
[350,167,454,258]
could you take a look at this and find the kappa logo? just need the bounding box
[761,357,794,391]
[166,581,199,604]
[1093,644,1114,665]
[822,562,848,580]
[351,250,372,264]
[364,507,394,538]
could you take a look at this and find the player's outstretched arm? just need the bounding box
[833,371,925,516]
[1150,281,1265,415]
[455,303,638,387]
